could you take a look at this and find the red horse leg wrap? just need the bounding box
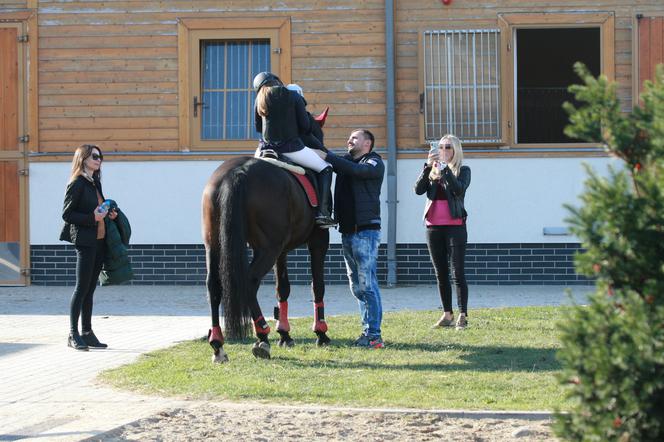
[254,315,271,335]
[208,326,224,346]
[275,301,290,332]
[312,302,328,333]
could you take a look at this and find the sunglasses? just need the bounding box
[91,153,103,161]
[440,144,453,150]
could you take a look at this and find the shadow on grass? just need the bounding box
[205,335,560,373]
[267,342,560,373]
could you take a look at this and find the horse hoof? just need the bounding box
[315,332,331,347]
[278,338,295,348]
[212,349,229,364]
[277,330,295,348]
[252,341,271,359]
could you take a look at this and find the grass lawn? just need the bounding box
[100,306,572,411]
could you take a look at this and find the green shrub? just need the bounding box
[555,63,664,441]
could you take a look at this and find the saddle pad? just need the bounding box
[257,156,317,207]
[292,173,318,207]
[258,156,305,175]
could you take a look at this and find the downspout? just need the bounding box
[385,0,398,286]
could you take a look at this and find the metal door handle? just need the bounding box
[193,96,206,117]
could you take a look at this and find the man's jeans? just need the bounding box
[341,229,382,338]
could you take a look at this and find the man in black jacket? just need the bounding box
[318,129,385,348]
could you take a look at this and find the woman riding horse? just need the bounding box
[202,75,334,362]
[253,72,336,228]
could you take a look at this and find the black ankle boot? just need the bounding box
[315,167,337,228]
[68,332,89,351]
[82,331,108,349]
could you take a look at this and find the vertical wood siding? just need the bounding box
[1,27,19,152]
[638,16,664,95]
[0,162,20,242]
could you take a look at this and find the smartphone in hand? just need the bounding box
[427,142,439,166]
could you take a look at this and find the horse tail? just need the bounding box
[218,166,252,340]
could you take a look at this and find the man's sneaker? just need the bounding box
[354,334,371,347]
[368,337,385,349]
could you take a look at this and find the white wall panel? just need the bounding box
[398,156,615,243]
[30,156,615,245]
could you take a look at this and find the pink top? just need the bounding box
[425,199,463,226]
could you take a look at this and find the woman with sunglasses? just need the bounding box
[59,144,117,350]
[414,134,471,330]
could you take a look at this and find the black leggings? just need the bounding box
[70,240,105,333]
[426,225,468,315]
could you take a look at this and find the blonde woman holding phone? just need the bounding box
[414,135,471,330]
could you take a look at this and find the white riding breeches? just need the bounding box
[283,147,331,173]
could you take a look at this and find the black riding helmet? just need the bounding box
[253,71,282,92]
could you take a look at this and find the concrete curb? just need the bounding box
[88,402,555,441]
[173,400,556,420]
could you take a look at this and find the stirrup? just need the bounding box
[315,216,337,228]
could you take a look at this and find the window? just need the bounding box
[516,28,600,143]
[200,40,270,140]
[420,29,501,144]
[499,12,615,148]
[178,17,291,150]
[419,13,614,150]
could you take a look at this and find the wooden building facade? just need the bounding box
[1,0,663,285]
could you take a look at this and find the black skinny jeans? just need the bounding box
[70,240,105,333]
[426,225,468,315]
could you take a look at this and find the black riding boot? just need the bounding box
[315,166,337,228]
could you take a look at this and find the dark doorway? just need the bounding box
[516,28,600,143]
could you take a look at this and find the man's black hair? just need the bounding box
[355,129,375,150]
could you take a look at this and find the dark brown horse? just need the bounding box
[202,156,331,363]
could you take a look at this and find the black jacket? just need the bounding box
[328,151,384,232]
[255,87,311,153]
[414,164,471,221]
[59,175,105,247]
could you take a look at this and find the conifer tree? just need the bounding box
[555,63,664,441]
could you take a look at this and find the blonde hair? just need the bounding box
[68,144,102,183]
[432,134,463,178]
[255,79,282,117]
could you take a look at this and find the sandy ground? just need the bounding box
[95,403,557,441]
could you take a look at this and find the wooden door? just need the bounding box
[0,24,28,285]
[638,16,664,96]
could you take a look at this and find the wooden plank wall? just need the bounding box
[395,0,664,150]
[0,1,27,9]
[35,0,385,153]
[2,0,663,154]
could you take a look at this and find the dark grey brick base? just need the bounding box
[30,243,592,286]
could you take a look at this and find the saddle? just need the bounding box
[256,150,319,207]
